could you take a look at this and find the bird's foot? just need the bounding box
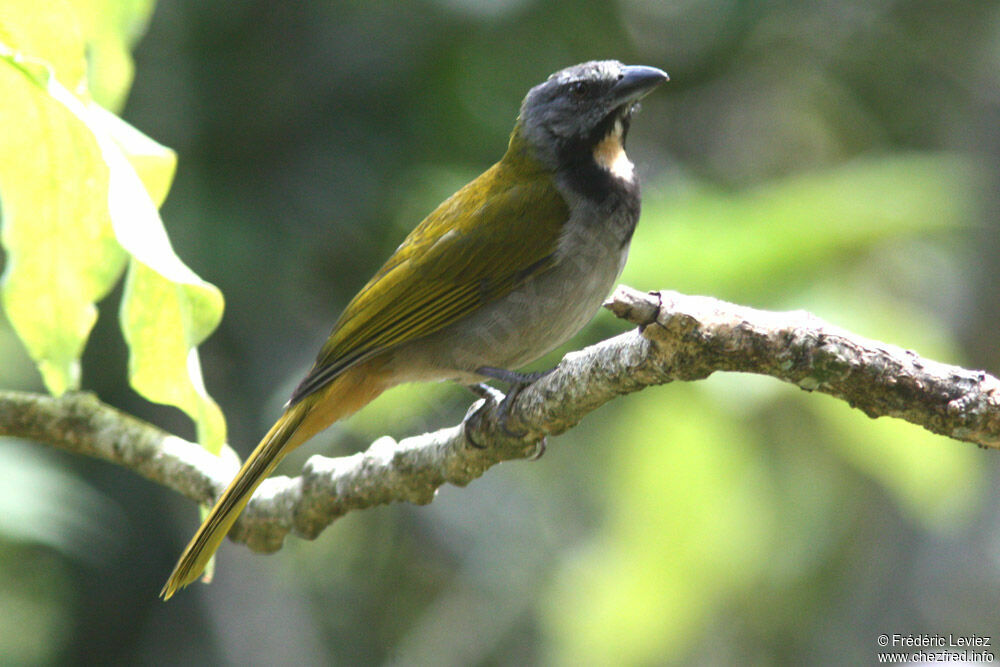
[462,368,551,458]
[476,366,553,438]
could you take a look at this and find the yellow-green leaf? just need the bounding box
[0,32,225,451]
[71,0,156,110]
[89,87,225,453]
[0,52,126,395]
[121,261,226,452]
[0,0,155,111]
[0,0,88,94]
[90,103,176,207]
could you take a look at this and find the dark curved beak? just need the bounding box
[612,65,669,105]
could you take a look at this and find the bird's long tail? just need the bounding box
[159,400,311,600]
[160,363,387,600]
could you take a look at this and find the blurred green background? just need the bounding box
[2,0,1000,664]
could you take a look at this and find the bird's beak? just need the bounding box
[611,65,669,105]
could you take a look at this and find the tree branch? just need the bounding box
[603,287,1000,448]
[2,286,997,556]
[0,390,240,505]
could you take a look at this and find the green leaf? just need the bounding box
[0,0,88,94]
[0,53,126,395]
[71,0,157,111]
[88,80,226,453]
[0,0,155,111]
[90,102,176,207]
[121,262,226,452]
[0,33,225,451]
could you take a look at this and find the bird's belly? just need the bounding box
[391,232,630,383]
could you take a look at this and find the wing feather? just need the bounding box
[288,162,567,404]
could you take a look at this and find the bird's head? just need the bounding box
[514,60,668,181]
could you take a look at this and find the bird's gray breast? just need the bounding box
[403,202,635,383]
[386,180,639,385]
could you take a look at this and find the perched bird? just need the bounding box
[161,60,668,599]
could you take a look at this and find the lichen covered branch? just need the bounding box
[603,286,1000,448]
[2,285,997,556]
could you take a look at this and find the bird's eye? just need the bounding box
[568,81,589,98]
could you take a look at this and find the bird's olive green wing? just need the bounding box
[288,164,568,404]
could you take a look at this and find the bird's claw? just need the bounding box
[463,381,545,459]
[494,381,530,438]
[463,389,497,449]
[528,437,547,461]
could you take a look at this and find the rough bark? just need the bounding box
[2,286,996,554]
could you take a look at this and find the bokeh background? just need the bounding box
[2,0,1000,664]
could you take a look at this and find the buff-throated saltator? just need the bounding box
[161,60,668,599]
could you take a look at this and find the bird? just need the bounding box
[160,60,668,599]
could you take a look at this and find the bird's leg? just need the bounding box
[475,366,553,386]
[476,367,554,432]
[461,367,552,457]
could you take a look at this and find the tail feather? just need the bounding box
[160,359,389,600]
[159,401,311,600]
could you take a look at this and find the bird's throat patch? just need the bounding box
[592,120,634,183]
